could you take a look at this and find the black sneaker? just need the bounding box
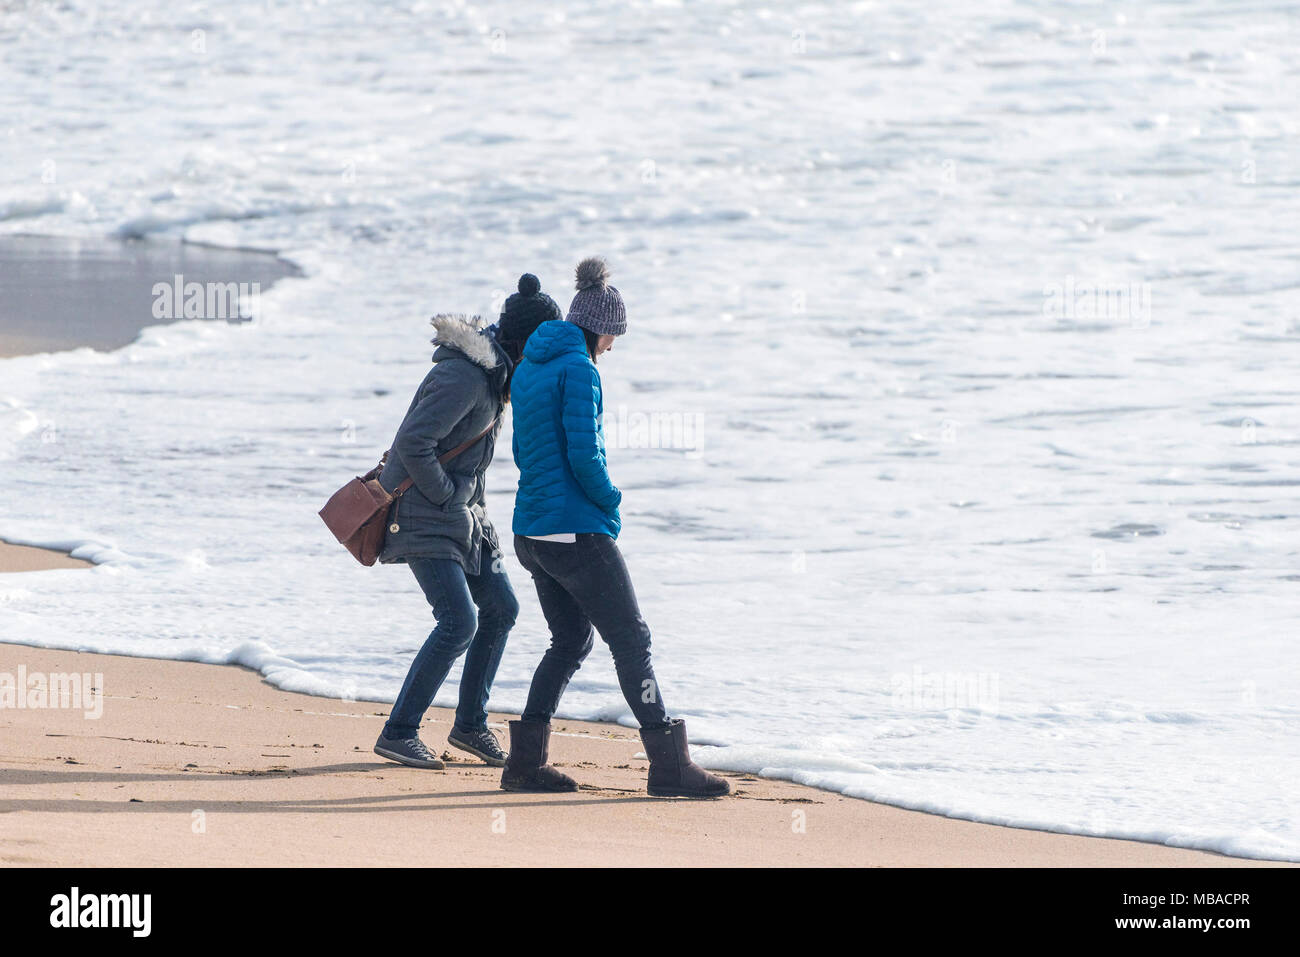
[374,733,445,769]
[448,726,507,767]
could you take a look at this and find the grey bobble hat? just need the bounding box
[565,257,627,336]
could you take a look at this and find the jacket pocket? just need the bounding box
[443,473,475,511]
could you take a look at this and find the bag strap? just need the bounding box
[390,417,499,497]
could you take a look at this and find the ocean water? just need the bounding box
[2,0,1299,860]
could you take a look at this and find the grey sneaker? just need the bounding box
[448,726,507,767]
[374,733,445,769]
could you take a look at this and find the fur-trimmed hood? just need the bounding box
[429,313,500,370]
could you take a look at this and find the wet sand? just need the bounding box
[0,234,300,357]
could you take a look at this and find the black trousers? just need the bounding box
[514,533,668,728]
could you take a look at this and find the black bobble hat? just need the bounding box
[497,273,563,353]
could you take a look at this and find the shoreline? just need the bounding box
[0,642,1284,867]
[0,231,302,574]
[1,236,1289,867]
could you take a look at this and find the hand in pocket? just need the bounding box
[446,474,474,508]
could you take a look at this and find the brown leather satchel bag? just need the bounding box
[318,419,498,566]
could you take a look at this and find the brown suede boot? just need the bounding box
[499,719,579,792]
[640,719,730,798]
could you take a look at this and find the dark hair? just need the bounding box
[494,329,524,404]
[582,327,601,363]
[498,336,525,366]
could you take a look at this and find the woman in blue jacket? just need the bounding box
[502,258,729,798]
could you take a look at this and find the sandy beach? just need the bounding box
[0,640,1281,868]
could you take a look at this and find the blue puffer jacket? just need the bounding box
[511,320,622,538]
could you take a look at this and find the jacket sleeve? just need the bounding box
[392,361,478,505]
[560,361,622,513]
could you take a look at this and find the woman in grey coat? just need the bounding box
[373,280,562,769]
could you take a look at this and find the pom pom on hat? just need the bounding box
[575,257,610,292]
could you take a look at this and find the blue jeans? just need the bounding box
[514,533,668,728]
[383,551,519,739]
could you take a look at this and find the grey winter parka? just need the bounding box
[377,315,509,574]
